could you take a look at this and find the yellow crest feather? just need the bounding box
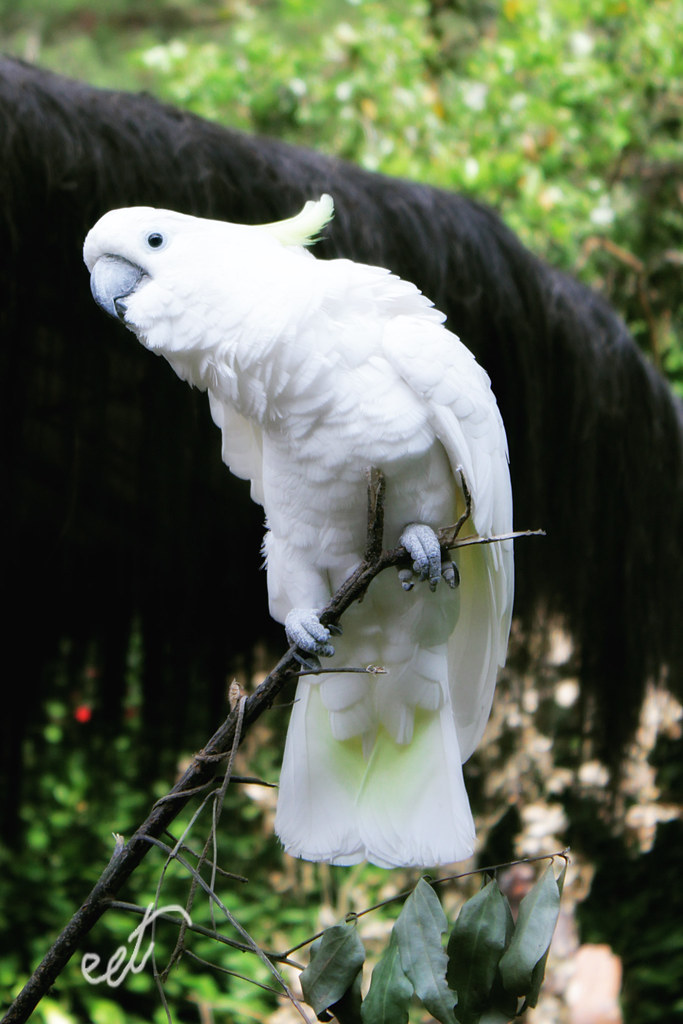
[260,194,334,248]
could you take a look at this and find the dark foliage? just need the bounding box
[1,56,682,831]
[578,818,683,1024]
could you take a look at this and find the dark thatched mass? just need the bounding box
[1,56,681,824]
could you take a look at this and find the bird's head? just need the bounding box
[83,196,335,358]
[84,206,187,325]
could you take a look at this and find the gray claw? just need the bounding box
[442,559,460,589]
[398,568,415,591]
[285,608,335,657]
[399,523,458,592]
[400,523,442,589]
[293,650,322,671]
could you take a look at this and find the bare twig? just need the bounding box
[283,848,570,957]
[137,835,308,1014]
[581,235,661,364]
[438,467,473,547]
[160,694,247,978]
[2,466,543,1024]
[363,465,386,563]
[106,901,302,966]
[442,527,545,549]
[295,663,387,677]
[159,836,249,880]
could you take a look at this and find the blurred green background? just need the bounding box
[1,2,681,1022]
[3,0,681,388]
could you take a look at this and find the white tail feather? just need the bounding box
[275,681,475,869]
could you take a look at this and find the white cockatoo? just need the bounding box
[83,195,513,868]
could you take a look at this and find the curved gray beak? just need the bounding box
[90,255,145,321]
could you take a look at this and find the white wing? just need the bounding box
[207,390,264,506]
[381,314,514,760]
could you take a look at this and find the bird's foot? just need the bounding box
[399,523,460,592]
[285,608,340,659]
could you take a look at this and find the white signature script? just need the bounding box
[81,903,192,988]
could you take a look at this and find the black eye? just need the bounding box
[146,232,166,250]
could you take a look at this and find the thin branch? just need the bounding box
[160,835,249,880]
[106,901,304,967]
[160,695,247,978]
[438,467,473,547]
[581,234,661,364]
[183,949,293,996]
[2,466,543,1024]
[294,663,387,677]
[282,848,570,957]
[136,836,310,1019]
[442,527,545,549]
[363,465,386,563]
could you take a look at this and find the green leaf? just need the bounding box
[329,966,364,1024]
[300,922,366,1018]
[523,858,568,1009]
[488,968,520,1021]
[498,863,563,997]
[446,878,514,1023]
[394,878,457,1024]
[361,930,414,1024]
